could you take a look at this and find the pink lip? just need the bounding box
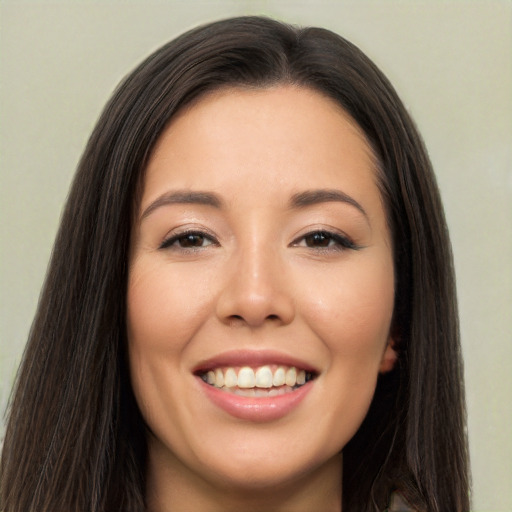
[192,349,317,422]
[197,377,314,422]
[192,349,318,373]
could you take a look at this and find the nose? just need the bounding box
[215,243,295,328]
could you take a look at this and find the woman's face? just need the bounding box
[127,86,395,496]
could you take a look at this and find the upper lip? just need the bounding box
[192,349,319,374]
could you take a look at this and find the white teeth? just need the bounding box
[201,365,313,390]
[285,367,297,387]
[255,366,273,388]
[272,367,286,387]
[238,367,256,388]
[228,386,294,397]
[233,388,256,397]
[215,368,224,387]
[224,368,238,388]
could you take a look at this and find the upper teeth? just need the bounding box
[202,365,308,389]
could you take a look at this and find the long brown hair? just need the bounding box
[1,16,470,512]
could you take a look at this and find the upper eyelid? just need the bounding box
[290,227,352,242]
[294,231,345,242]
[163,225,217,240]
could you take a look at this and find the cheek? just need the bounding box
[126,259,216,443]
[301,258,394,445]
[125,260,209,415]
[302,258,394,356]
[126,259,212,356]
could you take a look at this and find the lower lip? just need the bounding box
[198,378,313,422]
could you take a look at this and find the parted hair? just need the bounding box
[0,16,469,512]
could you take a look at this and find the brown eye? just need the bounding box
[178,233,206,247]
[292,230,358,251]
[304,232,332,247]
[159,231,217,250]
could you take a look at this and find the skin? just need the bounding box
[127,85,396,512]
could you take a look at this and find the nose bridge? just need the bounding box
[216,230,294,327]
[241,238,276,296]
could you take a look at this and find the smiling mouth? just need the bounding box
[198,365,316,397]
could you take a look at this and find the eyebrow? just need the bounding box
[289,189,368,219]
[140,188,368,222]
[140,190,223,220]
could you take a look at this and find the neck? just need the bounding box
[145,441,343,512]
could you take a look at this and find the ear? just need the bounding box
[379,338,398,373]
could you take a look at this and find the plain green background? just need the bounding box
[1,1,511,510]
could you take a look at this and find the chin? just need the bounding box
[202,433,343,491]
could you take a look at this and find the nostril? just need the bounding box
[216,282,295,327]
[226,313,280,326]
[226,315,244,327]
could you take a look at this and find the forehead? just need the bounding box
[141,85,381,210]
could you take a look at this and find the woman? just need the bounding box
[0,16,470,512]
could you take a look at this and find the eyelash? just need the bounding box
[291,230,359,251]
[159,229,358,252]
[159,230,218,250]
